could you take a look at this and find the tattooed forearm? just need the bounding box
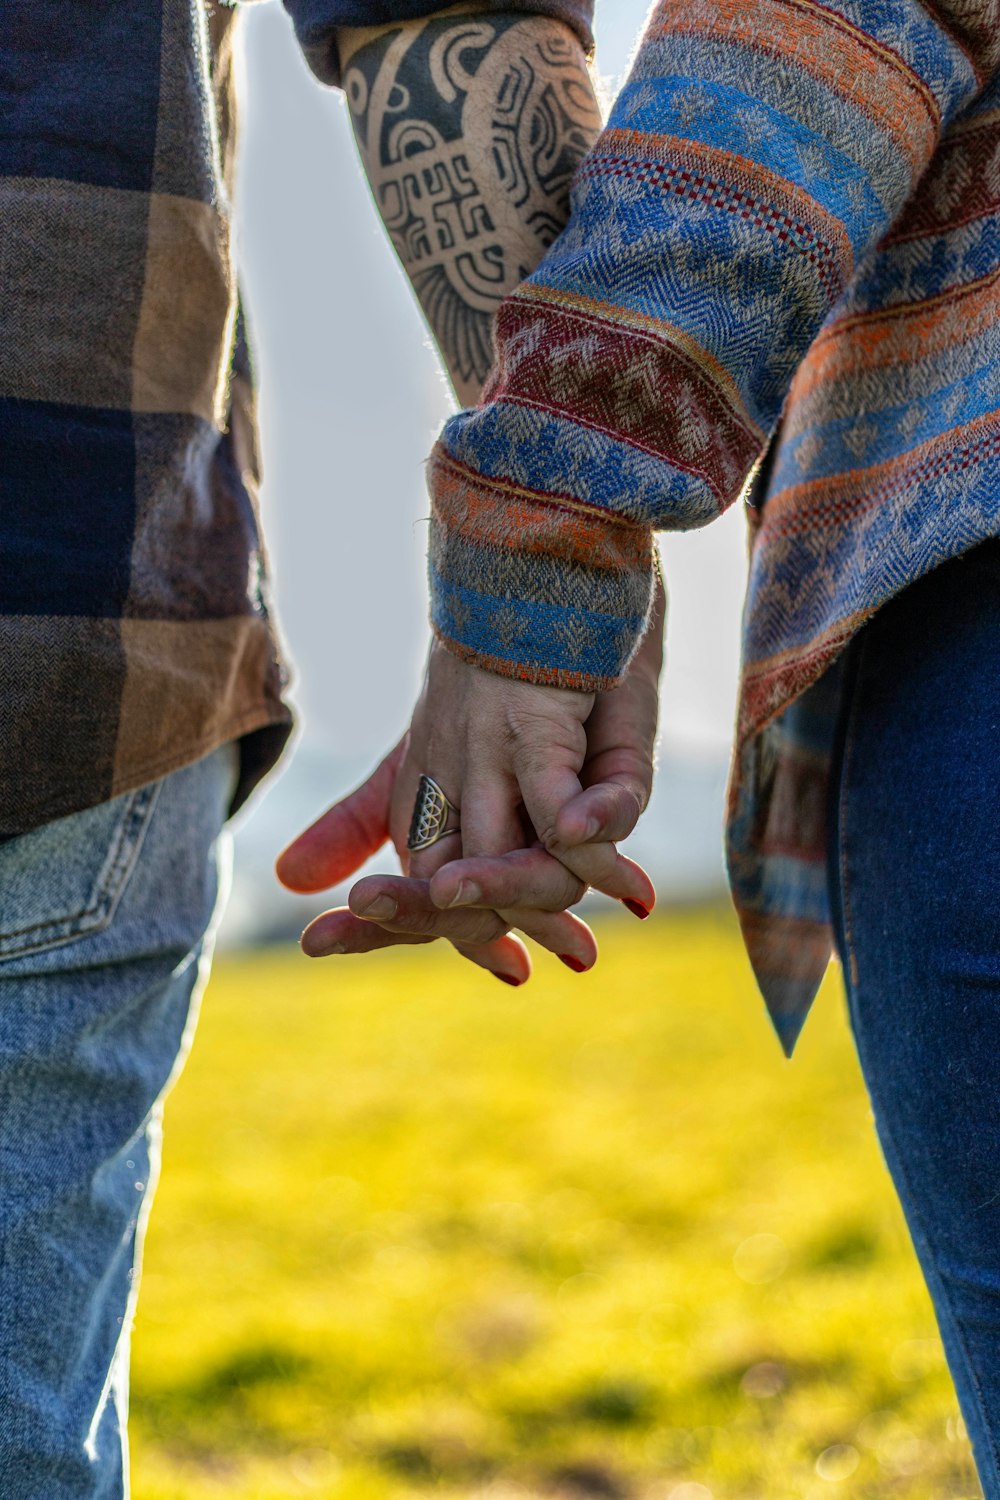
[338,9,602,405]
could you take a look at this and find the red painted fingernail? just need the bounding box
[495,973,524,987]
[560,954,589,973]
[622,898,651,920]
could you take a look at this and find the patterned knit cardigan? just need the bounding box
[426,0,1000,1054]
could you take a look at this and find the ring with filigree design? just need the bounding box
[407,774,461,852]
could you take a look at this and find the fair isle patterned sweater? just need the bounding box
[423,0,1000,1054]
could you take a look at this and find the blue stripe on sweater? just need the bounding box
[535,176,838,430]
[430,567,646,677]
[775,364,1000,488]
[614,77,886,255]
[630,33,908,216]
[441,403,720,529]
[826,0,980,115]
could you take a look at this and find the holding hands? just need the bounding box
[276,578,664,984]
[277,11,663,974]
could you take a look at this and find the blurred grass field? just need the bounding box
[130,907,982,1500]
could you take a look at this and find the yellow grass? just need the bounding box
[130,907,982,1499]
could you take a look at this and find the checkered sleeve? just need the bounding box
[426,0,991,691]
[280,0,594,87]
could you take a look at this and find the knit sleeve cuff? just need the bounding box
[427,445,656,692]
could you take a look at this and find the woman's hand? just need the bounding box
[277,580,664,982]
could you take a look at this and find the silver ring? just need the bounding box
[407,774,461,852]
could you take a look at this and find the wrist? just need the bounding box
[428,446,656,692]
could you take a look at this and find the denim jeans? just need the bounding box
[0,744,236,1499]
[829,538,1000,1497]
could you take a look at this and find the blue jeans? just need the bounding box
[0,745,236,1499]
[829,538,1000,1497]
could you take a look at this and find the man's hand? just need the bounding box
[276,577,664,983]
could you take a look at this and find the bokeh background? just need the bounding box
[129,4,982,1496]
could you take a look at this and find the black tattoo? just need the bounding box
[343,13,601,396]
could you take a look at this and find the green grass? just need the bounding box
[130,907,982,1500]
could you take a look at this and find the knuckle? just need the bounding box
[502,704,549,742]
[479,879,515,910]
[395,908,438,936]
[560,847,608,888]
[504,702,583,758]
[537,822,565,856]
[470,912,510,943]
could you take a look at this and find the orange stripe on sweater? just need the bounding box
[762,407,1000,533]
[651,0,939,171]
[788,265,1000,401]
[430,450,652,572]
[734,908,834,980]
[736,618,867,747]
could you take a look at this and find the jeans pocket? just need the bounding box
[0,780,163,960]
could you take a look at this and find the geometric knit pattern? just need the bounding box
[426,0,1000,1053]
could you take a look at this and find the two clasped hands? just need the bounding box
[276,576,665,982]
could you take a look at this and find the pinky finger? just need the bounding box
[302,908,435,957]
[453,932,532,987]
[303,907,532,987]
[497,907,598,972]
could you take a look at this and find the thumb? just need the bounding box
[275,737,405,893]
[511,718,654,908]
[507,713,588,856]
[554,765,649,848]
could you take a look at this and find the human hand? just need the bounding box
[277,577,664,983]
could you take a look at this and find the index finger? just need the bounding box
[429,847,587,912]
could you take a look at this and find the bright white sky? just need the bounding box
[235,0,748,771]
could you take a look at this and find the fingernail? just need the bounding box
[495,972,524,987]
[560,954,590,973]
[622,898,651,920]
[584,817,601,841]
[304,939,346,957]
[356,895,397,921]
[447,880,482,908]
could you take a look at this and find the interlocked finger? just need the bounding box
[349,875,511,945]
[347,871,598,967]
[495,906,597,970]
[301,906,531,984]
[545,842,655,913]
[430,847,587,915]
[301,907,436,957]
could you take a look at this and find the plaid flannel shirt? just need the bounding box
[1,1,296,831]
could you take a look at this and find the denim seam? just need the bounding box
[0,782,162,958]
[0,795,140,942]
[838,642,1000,1495]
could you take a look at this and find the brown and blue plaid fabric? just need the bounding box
[0,1,296,835]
